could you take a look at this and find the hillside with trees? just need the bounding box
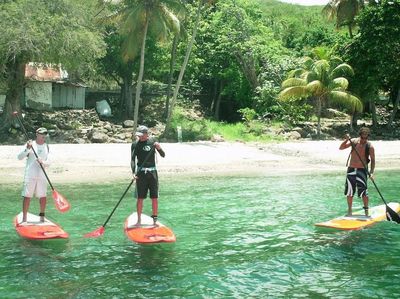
[0,0,399,144]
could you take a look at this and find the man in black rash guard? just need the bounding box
[131,125,165,226]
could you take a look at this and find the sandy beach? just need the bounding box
[1,140,400,184]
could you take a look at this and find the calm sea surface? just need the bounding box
[1,171,400,298]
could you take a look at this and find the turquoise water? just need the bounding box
[1,171,400,298]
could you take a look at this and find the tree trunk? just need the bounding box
[370,99,378,128]
[121,77,133,119]
[133,16,149,130]
[164,0,202,136]
[233,49,259,90]
[317,97,322,138]
[388,88,400,127]
[0,57,26,132]
[348,24,353,39]
[163,34,179,120]
[350,111,358,132]
[210,78,218,114]
[214,81,224,121]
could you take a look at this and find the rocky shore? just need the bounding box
[2,108,400,146]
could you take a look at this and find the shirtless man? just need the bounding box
[339,127,375,216]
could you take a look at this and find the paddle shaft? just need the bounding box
[101,180,133,227]
[14,113,55,190]
[348,138,388,205]
[101,145,156,228]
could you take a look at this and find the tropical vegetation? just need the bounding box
[0,0,399,141]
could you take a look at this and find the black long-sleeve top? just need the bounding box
[131,139,165,174]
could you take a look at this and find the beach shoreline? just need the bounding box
[1,140,400,184]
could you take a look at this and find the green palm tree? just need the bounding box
[163,0,216,137]
[322,0,364,38]
[279,56,363,137]
[112,0,182,127]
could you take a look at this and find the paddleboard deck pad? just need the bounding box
[315,202,400,230]
[124,213,176,244]
[14,212,69,239]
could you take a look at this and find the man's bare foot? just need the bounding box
[134,222,141,227]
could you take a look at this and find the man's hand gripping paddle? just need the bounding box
[347,134,400,223]
[13,111,70,212]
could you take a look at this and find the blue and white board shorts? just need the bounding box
[344,167,368,197]
[21,178,47,198]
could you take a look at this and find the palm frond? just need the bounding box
[328,90,363,113]
[331,63,354,79]
[322,1,338,21]
[329,56,344,69]
[304,71,319,83]
[279,86,310,101]
[313,60,330,75]
[302,57,314,70]
[307,80,325,95]
[312,46,331,60]
[287,68,304,78]
[331,77,349,91]
[282,78,307,89]
[161,6,180,35]
[120,5,143,35]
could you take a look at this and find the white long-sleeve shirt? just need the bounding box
[17,141,50,180]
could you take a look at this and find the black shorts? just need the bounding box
[135,171,159,199]
[344,167,368,197]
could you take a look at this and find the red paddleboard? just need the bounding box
[124,213,176,244]
[14,212,69,239]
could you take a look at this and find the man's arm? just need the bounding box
[154,142,165,157]
[339,134,352,150]
[17,140,32,160]
[369,146,375,175]
[131,143,136,174]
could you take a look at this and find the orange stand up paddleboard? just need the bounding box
[14,212,69,239]
[124,213,176,244]
[315,202,400,230]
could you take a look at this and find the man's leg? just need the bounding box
[39,197,46,222]
[22,197,31,222]
[362,196,369,216]
[135,198,144,226]
[151,198,158,225]
[347,196,353,216]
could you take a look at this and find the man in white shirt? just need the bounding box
[17,127,50,223]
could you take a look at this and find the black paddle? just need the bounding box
[84,144,156,237]
[347,136,400,223]
[13,111,70,212]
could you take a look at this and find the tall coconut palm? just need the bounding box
[163,0,204,136]
[279,56,363,137]
[111,0,182,128]
[322,0,364,38]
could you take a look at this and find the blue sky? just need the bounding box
[278,0,329,5]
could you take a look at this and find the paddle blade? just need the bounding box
[386,206,400,224]
[84,226,105,238]
[52,190,71,212]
